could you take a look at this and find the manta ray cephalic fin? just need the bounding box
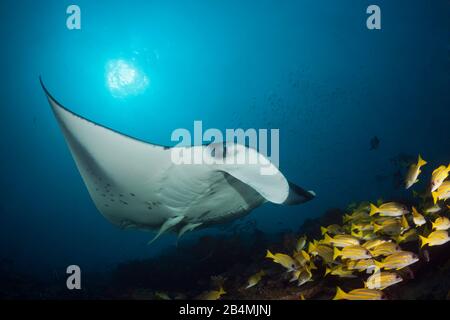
[148,215,185,245]
[178,222,203,240]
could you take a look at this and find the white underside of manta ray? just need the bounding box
[40,78,315,244]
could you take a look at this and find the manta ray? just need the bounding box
[41,78,315,243]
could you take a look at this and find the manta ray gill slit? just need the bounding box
[106,59,149,98]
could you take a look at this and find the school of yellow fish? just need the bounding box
[261,155,450,300]
[193,155,450,300]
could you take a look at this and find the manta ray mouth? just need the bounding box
[40,77,315,243]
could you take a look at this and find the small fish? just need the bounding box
[266,250,298,271]
[344,208,370,221]
[322,234,360,248]
[365,272,403,290]
[320,224,344,235]
[290,266,313,286]
[369,242,401,257]
[400,215,410,232]
[369,136,380,151]
[293,250,311,267]
[245,270,265,289]
[369,202,409,217]
[333,286,385,300]
[396,229,418,243]
[362,239,389,250]
[351,222,374,232]
[405,155,427,189]
[411,207,426,226]
[424,204,442,214]
[431,164,450,192]
[351,229,377,241]
[197,287,226,300]
[419,230,450,247]
[295,236,307,252]
[373,218,402,236]
[412,190,429,202]
[346,259,376,272]
[333,245,372,261]
[308,242,334,264]
[325,265,357,278]
[432,181,450,204]
[344,215,370,225]
[431,216,450,231]
[374,251,419,271]
[154,291,171,300]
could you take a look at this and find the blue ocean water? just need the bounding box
[0,0,449,281]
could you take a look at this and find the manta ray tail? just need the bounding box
[148,216,185,245]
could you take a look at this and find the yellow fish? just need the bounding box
[197,287,226,300]
[320,224,344,236]
[374,251,419,271]
[351,229,377,241]
[343,210,370,224]
[333,245,372,260]
[325,265,357,278]
[411,207,426,226]
[290,266,313,286]
[396,229,418,243]
[432,181,450,204]
[295,236,307,252]
[431,216,450,231]
[405,155,427,189]
[308,242,334,264]
[369,202,409,217]
[369,242,401,257]
[420,230,450,247]
[245,270,265,289]
[373,218,402,236]
[333,286,385,300]
[431,164,450,192]
[351,222,374,232]
[400,215,410,232]
[424,204,442,214]
[346,259,376,272]
[293,250,311,267]
[365,272,403,290]
[322,234,360,248]
[265,250,298,271]
[362,239,389,250]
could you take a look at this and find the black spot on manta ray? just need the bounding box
[130,193,135,197]
[120,200,128,205]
